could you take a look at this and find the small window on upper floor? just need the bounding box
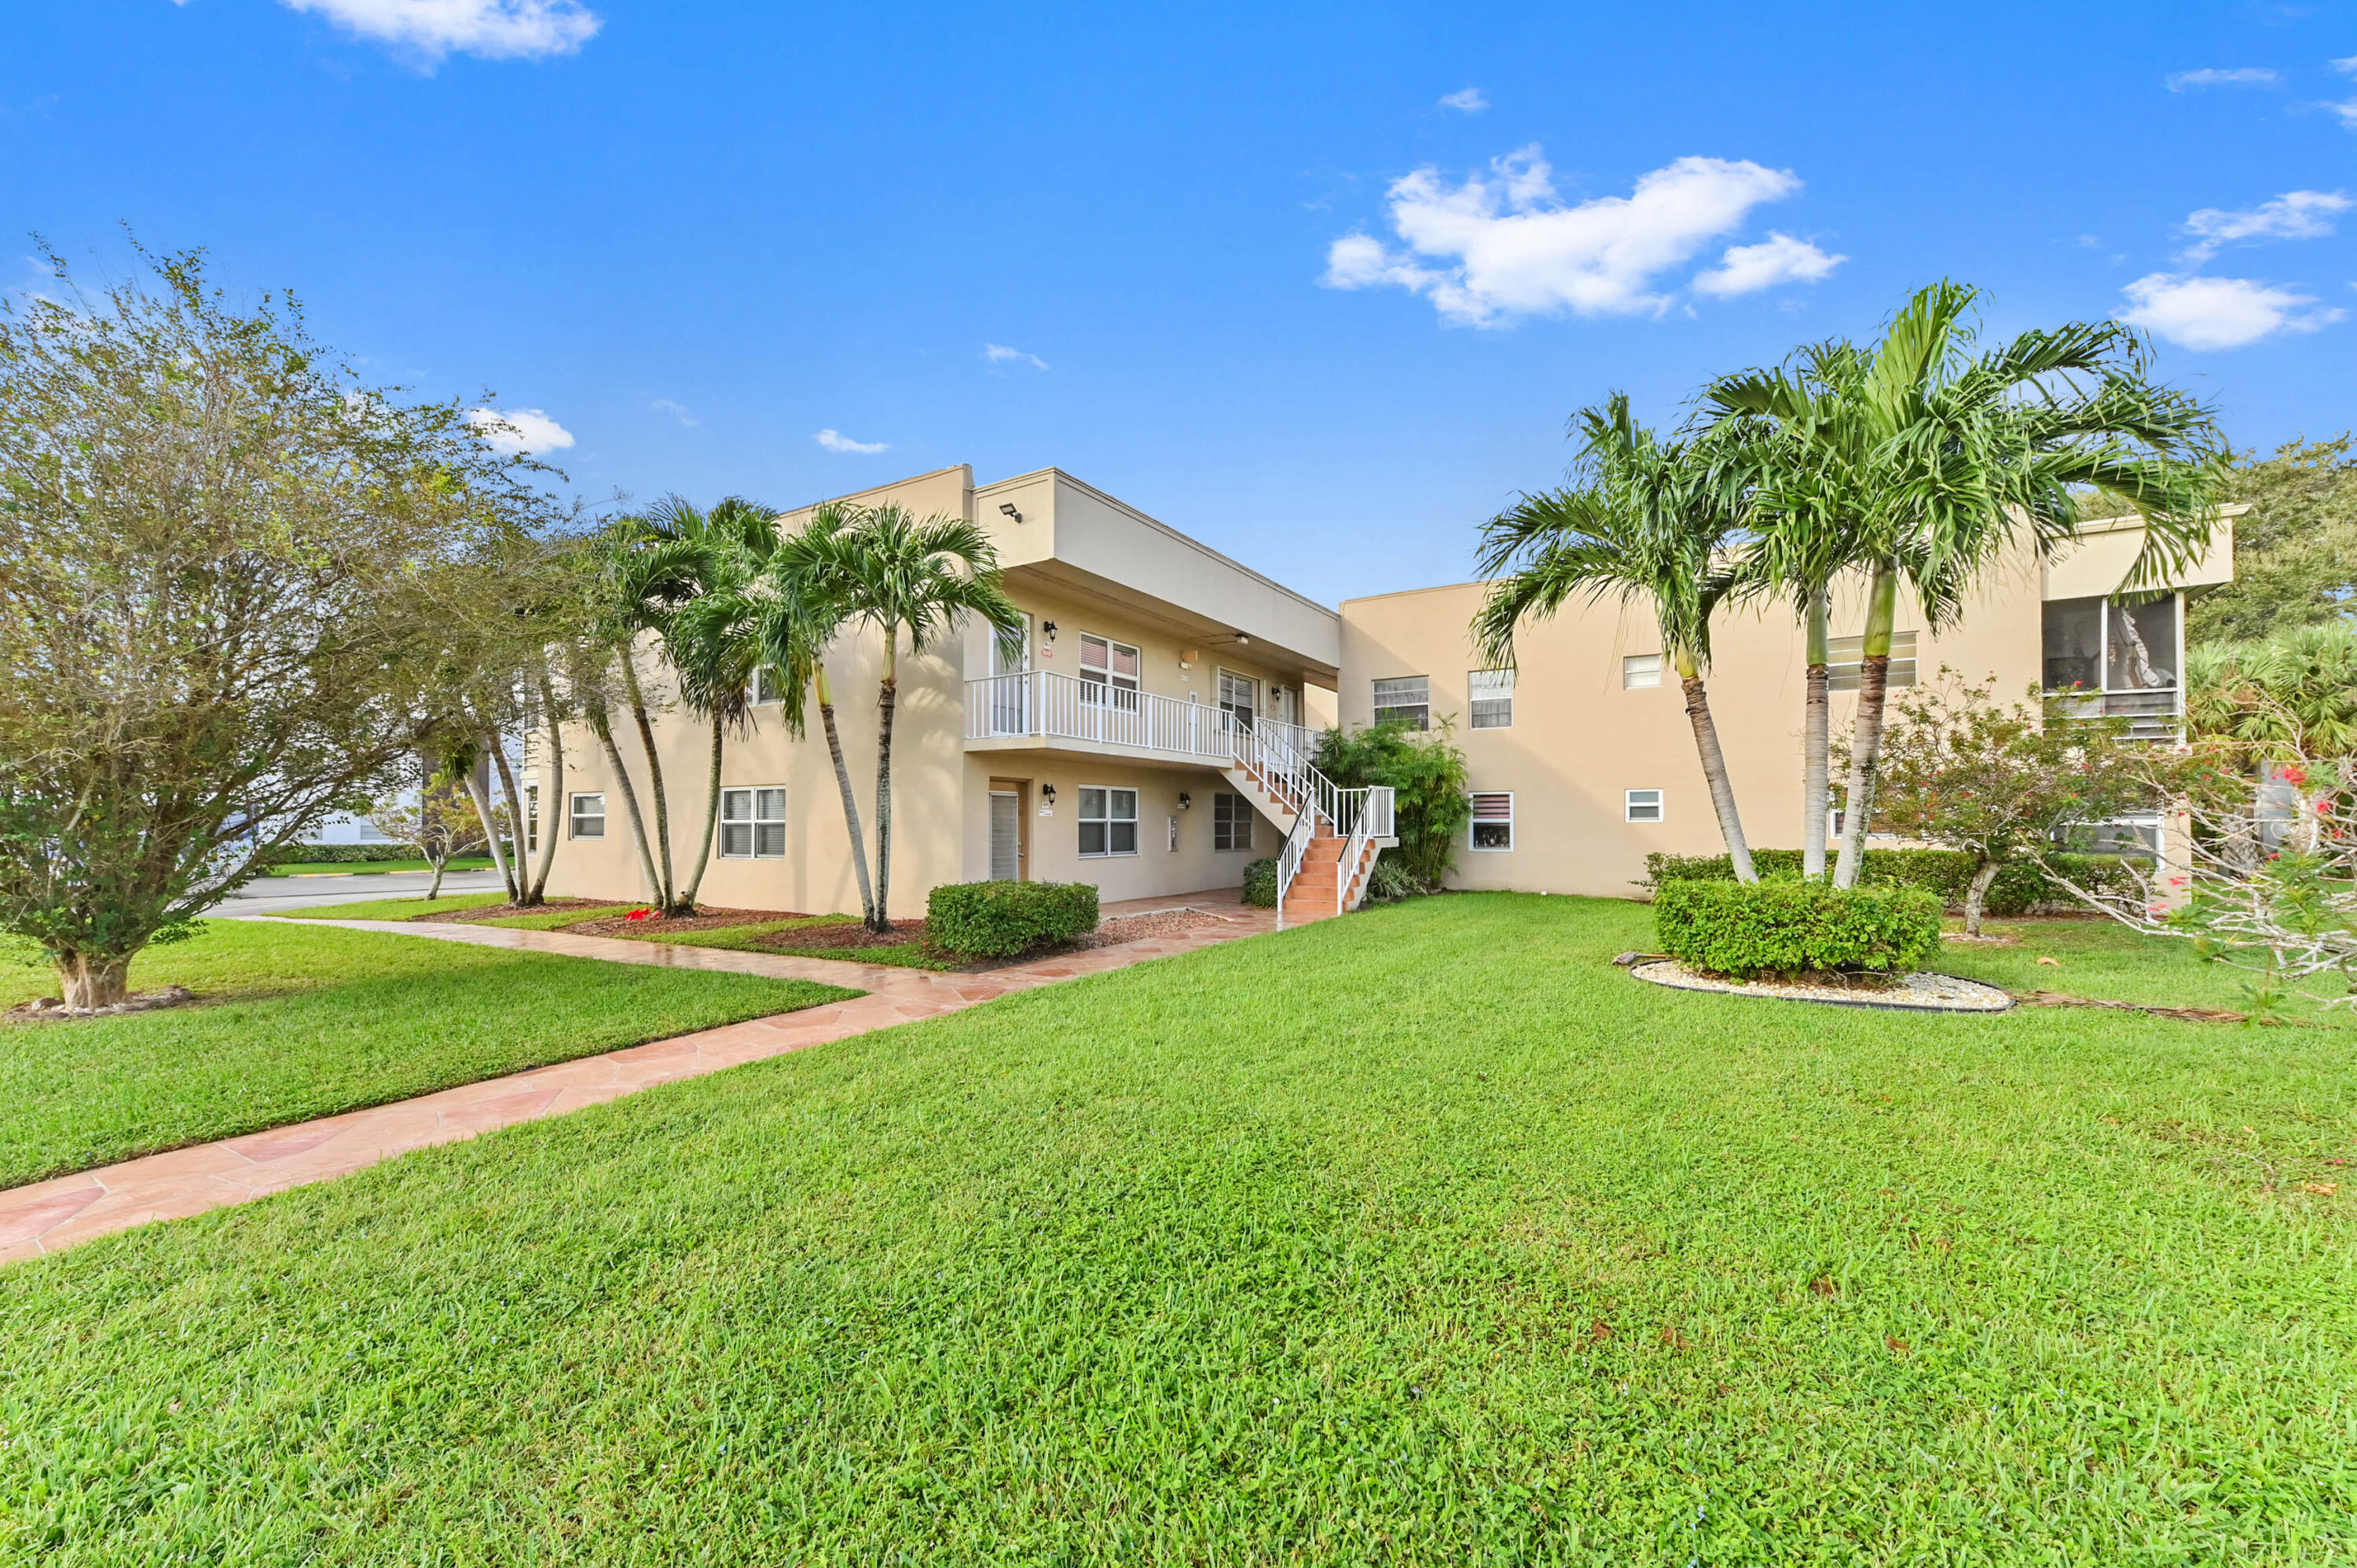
[1080,634,1142,711]
[1827,632,1918,691]
[1622,654,1662,690]
[1373,676,1430,730]
[752,665,788,705]
[1468,669,1513,729]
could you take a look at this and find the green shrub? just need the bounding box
[1641,848,2135,917]
[1653,878,1941,980]
[926,881,1099,958]
[258,843,438,866]
[1314,720,1471,892]
[1241,859,1278,908]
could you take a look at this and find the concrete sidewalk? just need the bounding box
[1,892,1279,1264]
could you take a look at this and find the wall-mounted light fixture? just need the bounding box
[1041,620,1058,640]
[1176,791,1192,809]
[1039,783,1058,804]
[1233,632,1251,647]
[998,502,1024,524]
[1179,647,1197,669]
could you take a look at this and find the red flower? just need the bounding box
[2282,765,2308,787]
[625,908,652,921]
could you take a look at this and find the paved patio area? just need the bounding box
[0,889,1277,1264]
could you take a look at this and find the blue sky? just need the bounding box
[7,1,2354,603]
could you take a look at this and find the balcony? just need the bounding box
[966,669,1316,771]
[2048,685,2182,743]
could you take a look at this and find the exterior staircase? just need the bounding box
[1219,720,1392,929]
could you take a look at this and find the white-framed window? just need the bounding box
[1373,676,1430,730]
[1469,791,1514,850]
[1622,654,1662,690]
[1469,669,1514,729]
[1625,788,1664,823]
[1213,791,1253,852]
[1827,632,1919,692]
[1079,634,1141,710]
[720,786,786,859]
[1078,786,1138,857]
[526,784,541,853]
[569,792,607,839]
[752,665,788,705]
[1218,669,1259,726]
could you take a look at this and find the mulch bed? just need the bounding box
[409,898,621,925]
[566,907,814,939]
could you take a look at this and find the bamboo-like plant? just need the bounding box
[1474,394,1758,881]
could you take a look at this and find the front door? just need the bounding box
[989,789,1023,881]
[988,626,1030,736]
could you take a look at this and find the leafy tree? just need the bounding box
[1867,671,2151,935]
[1707,282,2225,889]
[1474,394,1758,879]
[1313,719,1472,892]
[779,504,1025,932]
[2186,436,2357,644]
[368,768,492,902]
[2184,625,2357,860]
[0,244,533,1009]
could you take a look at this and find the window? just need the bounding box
[1218,669,1259,727]
[1827,632,1919,691]
[1079,634,1141,710]
[1622,654,1662,690]
[1373,676,1429,730]
[1078,786,1138,857]
[752,665,788,705]
[1468,669,1514,729]
[1624,789,1663,823]
[526,784,541,853]
[719,786,786,859]
[569,792,607,839]
[2043,594,2180,695]
[1469,791,1513,850]
[355,817,390,844]
[1213,792,1253,852]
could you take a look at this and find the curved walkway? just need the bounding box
[0,892,1277,1264]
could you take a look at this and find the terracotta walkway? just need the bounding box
[1,891,1279,1264]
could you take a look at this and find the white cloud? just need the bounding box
[2119,273,2344,350]
[2180,189,2350,260]
[649,397,696,427]
[814,428,889,454]
[1692,231,1845,296]
[2165,67,2281,90]
[2329,99,2357,130]
[1321,147,1808,324]
[466,406,574,453]
[278,0,600,62]
[982,343,1048,370]
[1439,86,1489,113]
[2335,55,2357,75]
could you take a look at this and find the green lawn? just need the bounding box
[1942,914,2353,1024]
[475,903,644,931]
[0,920,860,1189]
[267,891,511,922]
[262,857,495,877]
[4,895,2352,1562]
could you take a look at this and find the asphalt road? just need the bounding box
[209,870,508,918]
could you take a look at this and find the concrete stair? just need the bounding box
[1220,757,1305,835]
[1280,826,1374,925]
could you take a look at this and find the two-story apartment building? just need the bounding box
[537,463,2236,916]
[542,465,1354,917]
[1338,507,2239,899]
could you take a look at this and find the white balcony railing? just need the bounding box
[966,669,1249,762]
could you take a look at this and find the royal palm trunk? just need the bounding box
[618,656,678,912]
[486,738,530,902]
[681,716,724,910]
[1676,655,1755,882]
[526,672,566,905]
[1802,586,1831,881]
[1833,564,1900,888]
[589,702,663,903]
[871,631,900,934]
[814,662,877,925]
[460,769,517,903]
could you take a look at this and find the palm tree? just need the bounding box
[783,504,1026,932]
[589,521,687,910]
[760,501,877,926]
[632,496,785,912]
[1474,394,1758,881]
[1707,283,2225,887]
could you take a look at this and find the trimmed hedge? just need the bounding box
[259,843,437,866]
[1642,847,2136,916]
[1655,878,1941,980]
[1241,859,1278,909]
[926,881,1099,958]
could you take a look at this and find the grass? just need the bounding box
[1941,914,2354,1024]
[266,892,508,922]
[0,920,860,1189]
[611,914,960,969]
[261,857,495,877]
[475,903,644,932]
[4,894,2352,1562]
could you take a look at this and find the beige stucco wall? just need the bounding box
[2044,509,2237,600]
[1339,548,2054,899]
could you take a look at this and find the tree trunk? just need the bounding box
[1802,585,1831,881]
[427,853,449,901]
[871,632,899,934]
[681,715,724,909]
[57,952,134,1012]
[1833,563,1899,889]
[526,671,566,905]
[590,703,663,904]
[815,662,877,925]
[618,656,677,911]
[460,768,516,902]
[1677,663,1755,882]
[1963,856,2002,937]
[485,735,530,902]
